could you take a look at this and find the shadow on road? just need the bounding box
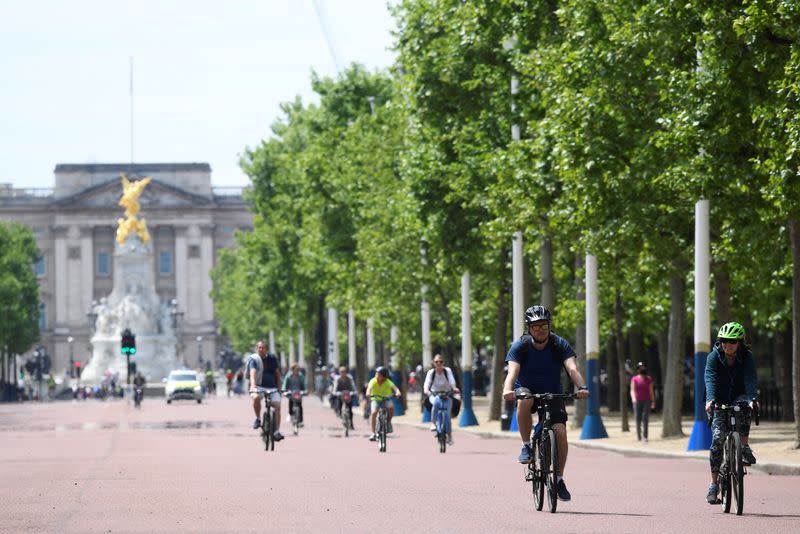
[744,513,800,518]
[559,511,652,517]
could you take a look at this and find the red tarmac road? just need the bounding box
[1,395,799,534]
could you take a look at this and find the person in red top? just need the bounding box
[630,363,655,442]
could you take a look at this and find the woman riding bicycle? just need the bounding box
[704,322,758,505]
[423,354,459,445]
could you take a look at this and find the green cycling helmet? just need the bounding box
[717,322,745,340]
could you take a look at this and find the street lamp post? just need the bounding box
[67,336,74,378]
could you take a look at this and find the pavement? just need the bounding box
[392,394,800,476]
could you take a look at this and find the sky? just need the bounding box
[0,0,397,189]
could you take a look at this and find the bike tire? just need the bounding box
[546,430,558,513]
[344,409,351,437]
[269,410,276,451]
[379,412,387,452]
[533,438,545,511]
[721,437,732,513]
[293,406,300,436]
[731,432,744,515]
[262,412,271,451]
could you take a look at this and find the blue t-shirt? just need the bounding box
[505,334,576,393]
[248,354,279,388]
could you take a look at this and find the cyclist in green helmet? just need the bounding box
[703,321,758,505]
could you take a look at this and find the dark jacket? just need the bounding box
[704,344,757,404]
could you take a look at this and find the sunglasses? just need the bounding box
[434,360,444,364]
[530,324,550,332]
[719,338,739,345]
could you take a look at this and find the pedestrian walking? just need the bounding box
[630,362,655,442]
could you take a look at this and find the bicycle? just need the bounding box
[431,390,455,453]
[253,387,281,451]
[285,390,306,436]
[708,400,759,515]
[335,391,356,437]
[515,388,577,513]
[369,395,393,452]
[133,387,143,409]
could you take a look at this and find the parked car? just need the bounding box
[164,370,202,404]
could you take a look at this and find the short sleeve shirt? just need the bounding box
[631,374,653,401]
[367,377,396,399]
[248,355,279,388]
[505,334,576,393]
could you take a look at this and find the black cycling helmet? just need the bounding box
[376,366,390,378]
[524,305,551,324]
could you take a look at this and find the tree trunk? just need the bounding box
[789,217,800,447]
[356,319,366,388]
[572,254,587,429]
[712,261,732,326]
[662,271,686,438]
[606,334,619,412]
[540,237,555,310]
[615,291,629,432]
[774,324,794,422]
[489,252,510,421]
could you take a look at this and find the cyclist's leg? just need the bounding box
[271,392,282,432]
[370,400,379,433]
[442,397,452,434]
[252,392,262,419]
[516,398,534,443]
[431,395,442,432]
[551,399,569,475]
[709,411,725,484]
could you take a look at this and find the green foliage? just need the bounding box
[0,222,40,353]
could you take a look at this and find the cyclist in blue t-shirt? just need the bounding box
[503,305,589,502]
[247,340,284,441]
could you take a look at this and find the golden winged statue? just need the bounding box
[116,173,152,245]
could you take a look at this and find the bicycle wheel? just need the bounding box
[546,430,559,513]
[533,439,545,511]
[262,411,271,451]
[721,438,732,513]
[438,413,446,454]
[379,411,387,452]
[344,409,351,437]
[293,406,300,436]
[730,433,744,515]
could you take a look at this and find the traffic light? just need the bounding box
[75,361,82,379]
[121,329,136,355]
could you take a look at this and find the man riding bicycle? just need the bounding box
[366,366,401,442]
[502,305,589,502]
[332,366,357,421]
[281,363,307,426]
[704,322,758,504]
[247,340,284,441]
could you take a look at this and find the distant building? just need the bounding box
[0,163,253,374]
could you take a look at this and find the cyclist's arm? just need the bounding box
[249,367,258,391]
[503,361,521,400]
[423,369,433,396]
[630,377,637,403]
[281,375,289,391]
[743,353,758,401]
[563,357,588,398]
[704,354,716,412]
[649,381,655,406]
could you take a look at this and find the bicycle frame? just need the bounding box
[369,395,392,452]
[336,391,355,437]
[432,391,453,453]
[255,388,280,451]
[710,401,758,515]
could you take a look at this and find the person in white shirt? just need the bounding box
[423,354,460,445]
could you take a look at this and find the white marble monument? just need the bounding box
[81,175,181,382]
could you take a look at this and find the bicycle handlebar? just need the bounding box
[514,388,578,401]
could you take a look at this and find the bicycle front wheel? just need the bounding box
[262,412,271,451]
[731,432,744,515]
[378,412,387,452]
[721,437,732,513]
[533,439,545,511]
[293,406,300,436]
[546,430,559,513]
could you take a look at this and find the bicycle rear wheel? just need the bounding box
[731,433,744,515]
[545,430,558,513]
[533,439,545,511]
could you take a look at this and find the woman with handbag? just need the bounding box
[424,354,460,445]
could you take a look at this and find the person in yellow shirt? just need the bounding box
[366,367,401,441]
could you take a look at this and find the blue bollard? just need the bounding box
[580,358,608,439]
[390,370,405,416]
[509,405,518,432]
[458,370,479,427]
[688,351,712,451]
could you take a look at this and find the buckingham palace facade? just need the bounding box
[0,163,253,374]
